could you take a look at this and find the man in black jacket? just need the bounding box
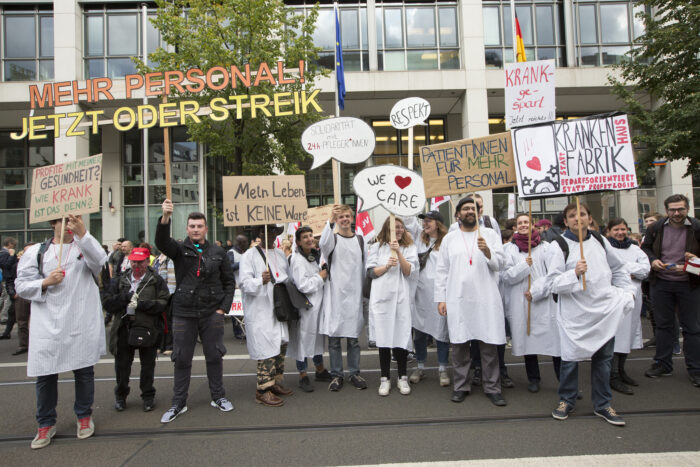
[641,194,700,388]
[156,199,236,422]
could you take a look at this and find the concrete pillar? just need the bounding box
[655,159,695,214]
[617,190,640,233]
[367,0,378,71]
[101,127,122,245]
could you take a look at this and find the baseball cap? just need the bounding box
[418,210,445,224]
[128,248,150,261]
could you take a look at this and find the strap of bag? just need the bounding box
[255,245,275,284]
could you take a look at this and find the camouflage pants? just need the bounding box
[257,343,287,390]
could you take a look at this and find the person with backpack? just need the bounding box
[239,224,295,407]
[547,202,635,426]
[15,215,107,449]
[319,205,368,392]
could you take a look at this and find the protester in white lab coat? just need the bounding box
[15,215,107,449]
[405,211,451,387]
[606,218,650,396]
[239,224,294,407]
[319,205,368,391]
[288,226,332,393]
[548,203,635,426]
[435,197,508,407]
[367,216,419,396]
[502,213,561,394]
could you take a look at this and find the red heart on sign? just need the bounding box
[525,156,542,171]
[395,176,412,189]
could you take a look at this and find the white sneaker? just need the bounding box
[409,369,424,384]
[398,376,411,395]
[31,426,56,449]
[76,416,94,439]
[378,377,391,396]
[439,370,450,387]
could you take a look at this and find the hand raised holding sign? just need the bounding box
[161,199,174,224]
[477,236,491,259]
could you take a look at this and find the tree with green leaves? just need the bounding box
[609,0,699,177]
[139,0,326,176]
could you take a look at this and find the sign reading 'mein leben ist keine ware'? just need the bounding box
[222,175,308,227]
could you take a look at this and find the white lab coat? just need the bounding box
[434,228,506,345]
[15,233,107,377]
[287,251,325,361]
[367,242,419,350]
[502,241,560,357]
[319,222,365,338]
[546,234,636,361]
[611,244,650,353]
[239,247,289,360]
[412,237,449,342]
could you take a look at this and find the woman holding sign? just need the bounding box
[502,213,561,393]
[366,217,419,396]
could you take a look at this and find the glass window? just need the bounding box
[602,45,629,64]
[86,16,104,56]
[5,61,35,81]
[312,9,334,50]
[384,9,403,48]
[108,58,136,78]
[503,6,513,47]
[406,8,436,48]
[536,6,554,45]
[373,122,398,155]
[600,4,629,43]
[147,14,160,55]
[580,46,599,66]
[341,9,359,49]
[516,7,533,45]
[1,211,25,230]
[5,16,35,58]
[483,7,501,46]
[107,14,138,55]
[407,50,438,70]
[440,49,460,69]
[633,5,646,39]
[485,49,503,68]
[578,5,597,45]
[40,16,53,57]
[375,8,383,49]
[86,59,105,78]
[439,8,458,47]
[383,50,405,70]
[39,60,53,80]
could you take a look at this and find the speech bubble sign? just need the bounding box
[353,165,426,217]
[389,97,431,130]
[302,117,376,170]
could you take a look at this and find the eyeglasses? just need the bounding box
[667,208,687,213]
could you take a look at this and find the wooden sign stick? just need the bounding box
[576,196,587,290]
[389,213,397,258]
[527,200,532,336]
[57,217,66,267]
[264,228,269,268]
[163,95,172,201]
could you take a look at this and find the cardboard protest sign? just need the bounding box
[30,154,102,224]
[512,114,638,199]
[353,165,426,217]
[302,117,376,170]
[389,97,431,130]
[419,132,517,198]
[505,59,555,129]
[222,175,307,226]
[305,205,334,235]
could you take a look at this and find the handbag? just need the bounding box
[256,247,311,322]
[128,325,157,347]
[417,243,435,271]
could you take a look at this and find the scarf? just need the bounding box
[608,236,634,249]
[512,229,542,253]
[563,229,592,243]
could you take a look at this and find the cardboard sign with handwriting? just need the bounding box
[222,175,307,226]
[305,205,334,235]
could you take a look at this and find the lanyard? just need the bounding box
[461,231,478,266]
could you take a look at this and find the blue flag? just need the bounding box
[335,9,346,111]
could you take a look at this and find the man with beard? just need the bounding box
[435,197,507,407]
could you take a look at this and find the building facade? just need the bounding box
[0,0,697,247]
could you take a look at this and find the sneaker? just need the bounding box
[527,381,540,393]
[314,369,333,382]
[349,374,368,390]
[143,399,155,412]
[409,369,424,384]
[551,401,575,420]
[471,367,482,386]
[31,426,56,450]
[115,399,126,412]
[210,397,234,412]
[407,352,416,363]
[378,377,391,396]
[645,362,672,378]
[160,405,188,423]
[368,340,377,349]
[610,376,634,395]
[594,407,625,426]
[328,377,343,392]
[439,371,450,387]
[76,416,94,439]
[690,374,700,388]
[299,376,314,393]
[673,343,681,355]
[398,376,411,395]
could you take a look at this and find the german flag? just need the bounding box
[515,15,526,62]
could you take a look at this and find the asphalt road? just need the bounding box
[0,317,698,466]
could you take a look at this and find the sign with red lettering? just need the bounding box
[30,154,102,224]
[512,114,638,199]
[505,59,555,129]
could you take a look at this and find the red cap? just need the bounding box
[128,248,150,262]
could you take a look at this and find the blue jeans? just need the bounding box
[296,354,324,372]
[413,329,450,365]
[558,338,614,411]
[36,366,94,428]
[328,337,360,378]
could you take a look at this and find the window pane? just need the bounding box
[360,8,368,48]
[28,139,53,167]
[504,6,513,46]
[0,169,26,188]
[383,50,405,70]
[0,191,26,209]
[0,231,24,245]
[123,206,144,243]
[107,14,137,55]
[123,186,144,205]
[600,4,629,43]
[0,132,25,168]
[536,6,554,45]
[5,16,35,58]
[172,163,199,184]
[108,58,136,78]
[516,7,533,45]
[602,46,630,65]
[86,15,103,56]
[86,59,104,79]
[375,8,383,49]
[124,165,143,185]
[169,184,199,204]
[578,5,597,44]
[537,47,556,61]
[439,7,458,47]
[340,9,359,49]
[312,9,334,50]
[406,8,436,48]
[373,122,398,155]
[5,61,36,81]
[428,119,445,144]
[485,49,503,68]
[440,49,460,69]
[40,16,53,57]
[483,7,501,46]
[384,9,403,48]
[343,51,362,71]
[39,60,54,80]
[633,5,646,40]
[0,211,25,230]
[580,46,599,66]
[147,14,160,54]
[407,50,438,70]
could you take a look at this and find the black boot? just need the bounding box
[618,353,638,386]
[610,353,633,395]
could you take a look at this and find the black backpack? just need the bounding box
[551,231,606,303]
